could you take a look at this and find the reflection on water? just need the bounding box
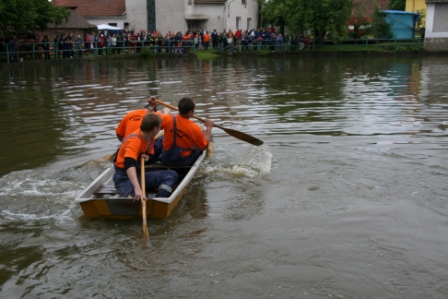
[1,56,446,177]
[0,56,447,298]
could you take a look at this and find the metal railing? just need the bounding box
[0,38,425,63]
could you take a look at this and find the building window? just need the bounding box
[247,18,251,31]
[434,3,448,32]
[124,22,130,30]
[109,23,117,27]
[242,0,246,5]
[236,17,241,30]
[188,0,193,5]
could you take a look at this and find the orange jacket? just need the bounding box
[114,129,152,169]
[116,110,166,154]
[162,114,208,157]
[115,109,147,140]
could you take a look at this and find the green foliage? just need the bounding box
[367,7,393,39]
[140,46,155,59]
[415,9,426,29]
[410,45,424,51]
[256,48,272,56]
[0,0,69,35]
[388,0,405,10]
[260,0,353,43]
[195,50,219,60]
[259,0,288,32]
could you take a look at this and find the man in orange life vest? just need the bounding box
[115,96,169,163]
[161,97,214,166]
[113,113,178,200]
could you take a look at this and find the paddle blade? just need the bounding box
[100,153,115,162]
[142,201,149,239]
[142,224,149,239]
[222,127,264,146]
[141,157,149,240]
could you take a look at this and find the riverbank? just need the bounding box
[3,47,448,66]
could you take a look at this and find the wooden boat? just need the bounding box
[75,151,207,219]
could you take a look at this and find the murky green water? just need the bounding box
[0,55,447,298]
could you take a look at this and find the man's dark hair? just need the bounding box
[140,113,161,132]
[178,97,195,115]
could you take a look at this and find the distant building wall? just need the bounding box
[225,0,259,32]
[406,0,426,12]
[424,1,448,50]
[126,1,147,32]
[127,0,258,35]
[54,0,258,35]
[156,0,189,34]
[405,0,426,25]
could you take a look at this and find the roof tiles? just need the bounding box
[53,0,125,17]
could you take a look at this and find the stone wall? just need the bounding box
[424,37,448,50]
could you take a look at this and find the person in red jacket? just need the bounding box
[161,97,214,166]
[113,113,178,200]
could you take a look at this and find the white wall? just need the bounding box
[156,0,188,33]
[123,0,258,35]
[125,1,147,32]
[425,3,448,38]
[225,0,259,32]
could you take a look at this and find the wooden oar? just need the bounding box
[155,99,264,146]
[141,155,149,239]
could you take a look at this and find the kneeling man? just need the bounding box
[113,113,178,202]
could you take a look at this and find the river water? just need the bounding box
[0,55,447,298]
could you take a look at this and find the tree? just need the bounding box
[388,0,405,10]
[367,7,392,39]
[259,0,289,34]
[0,0,69,36]
[259,0,353,43]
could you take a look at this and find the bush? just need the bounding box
[410,45,424,51]
[140,46,154,58]
[368,7,393,39]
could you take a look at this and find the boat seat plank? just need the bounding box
[145,163,192,170]
[93,185,159,196]
[93,185,118,195]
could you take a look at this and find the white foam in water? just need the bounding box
[0,170,85,203]
[235,145,272,177]
[203,145,272,179]
[1,205,77,226]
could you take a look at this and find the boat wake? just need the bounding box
[1,207,74,222]
[0,169,85,203]
[203,145,272,178]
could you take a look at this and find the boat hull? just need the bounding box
[76,151,206,219]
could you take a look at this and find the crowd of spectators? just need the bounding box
[1,27,312,62]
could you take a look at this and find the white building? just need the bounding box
[125,0,259,34]
[424,0,448,50]
[54,0,259,35]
